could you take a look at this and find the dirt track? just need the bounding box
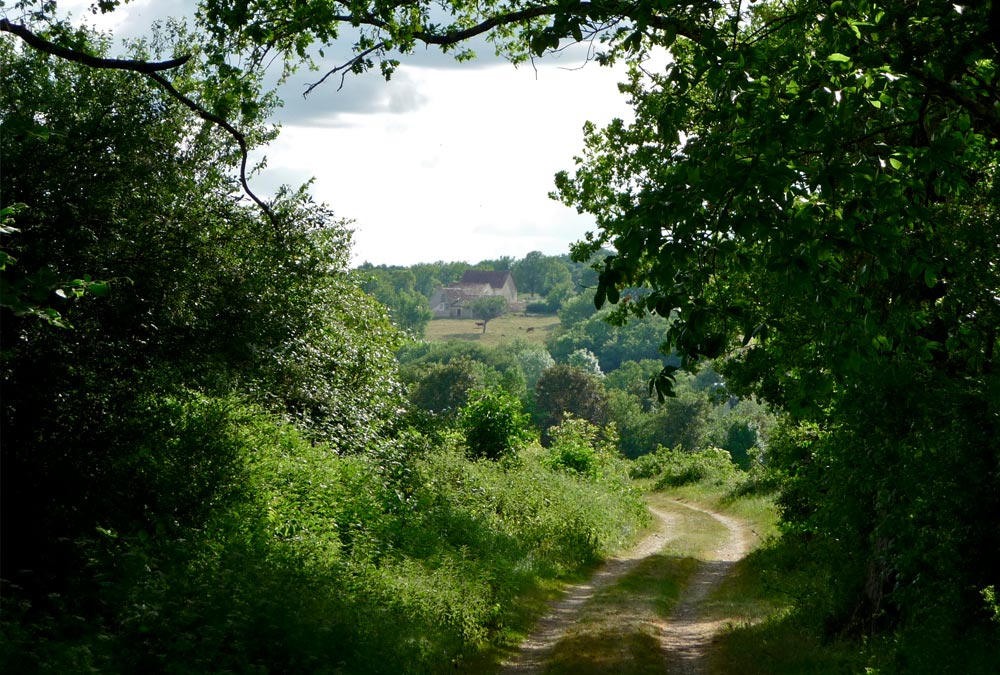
[500,499,751,674]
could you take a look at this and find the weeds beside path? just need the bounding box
[499,494,755,675]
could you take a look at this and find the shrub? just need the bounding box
[459,388,532,461]
[545,415,617,479]
[630,445,738,487]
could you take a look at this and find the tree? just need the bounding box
[7,0,998,667]
[556,0,1000,658]
[0,33,405,664]
[513,251,572,297]
[510,342,555,392]
[408,357,485,417]
[534,364,608,437]
[568,348,603,378]
[360,268,433,335]
[469,294,507,332]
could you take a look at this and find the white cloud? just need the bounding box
[260,58,632,266]
[57,1,636,266]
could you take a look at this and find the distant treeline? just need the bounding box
[355,250,602,334]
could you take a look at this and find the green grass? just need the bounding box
[425,314,559,347]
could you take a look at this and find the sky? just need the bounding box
[51,1,636,266]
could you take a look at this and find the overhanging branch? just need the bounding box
[2,18,275,225]
[1,18,190,72]
[146,73,276,224]
[300,0,705,97]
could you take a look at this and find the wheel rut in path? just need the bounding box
[656,501,750,675]
[500,499,751,675]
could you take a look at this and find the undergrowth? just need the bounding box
[639,450,1000,675]
[0,391,647,674]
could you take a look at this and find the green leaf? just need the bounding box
[89,281,111,297]
[827,53,851,63]
[924,267,938,288]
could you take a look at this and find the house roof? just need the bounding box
[460,270,515,290]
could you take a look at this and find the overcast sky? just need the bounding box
[53,1,635,266]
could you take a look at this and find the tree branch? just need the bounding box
[146,72,276,225]
[0,18,190,72]
[305,42,386,96]
[300,1,704,97]
[2,18,276,225]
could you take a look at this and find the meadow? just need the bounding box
[425,314,560,347]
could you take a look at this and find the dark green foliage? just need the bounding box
[459,388,532,460]
[547,306,677,373]
[554,0,1000,665]
[407,356,494,417]
[511,250,572,297]
[534,364,609,437]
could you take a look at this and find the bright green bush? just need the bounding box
[544,415,617,479]
[630,445,739,487]
[0,391,648,675]
[459,387,532,461]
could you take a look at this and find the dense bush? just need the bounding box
[0,393,649,674]
[630,445,738,488]
[459,388,533,461]
[534,364,609,436]
[544,415,620,479]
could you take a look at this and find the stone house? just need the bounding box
[429,270,519,318]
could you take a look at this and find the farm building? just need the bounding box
[429,270,519,318]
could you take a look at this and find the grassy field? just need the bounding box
[424,314,560,347]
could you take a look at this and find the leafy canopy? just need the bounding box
[555,0,1000,651]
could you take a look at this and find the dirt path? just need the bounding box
[500,499,751,675]
[655,502,751,675]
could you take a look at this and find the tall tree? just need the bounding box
[556,0,1000,658]
[469,294,508,332]
[1,28,403,627]
[534,364,608,436]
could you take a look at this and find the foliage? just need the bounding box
[459,387,532,461]
[0,387,652,674]
[604,358,663,406]
[544,279,576,312]
[553,0,1000,661]
[534,363,609,436]
[8,0,998,669]
[407,356,487,417]
[547,305,677,372]
[512,342,555,391]
[512,250,572,297]
[630,445,738,489]
[544,415,618,479]
[568,347,603,377]
[469,293,508,330]
[0,203,110,328]
[359,266,433,336]
[557,288,599,325]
